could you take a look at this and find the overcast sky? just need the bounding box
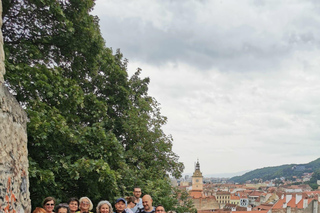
[92,0,320,177]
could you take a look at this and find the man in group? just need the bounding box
[155,205,165,213]
[137,195,155,213]
[115,198,127,213]
[131,187,143,213]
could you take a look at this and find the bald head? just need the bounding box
[142,195,153,212]
[142,195,152,201]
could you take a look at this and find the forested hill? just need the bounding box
[230,158,320,183]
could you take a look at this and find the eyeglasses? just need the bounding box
[81,201,90,205]
[156,210,164,212]
[46,203,55,206]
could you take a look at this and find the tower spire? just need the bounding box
[192,159,203,192]
[195,158,200,171]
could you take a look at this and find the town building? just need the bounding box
[189,160,219,212]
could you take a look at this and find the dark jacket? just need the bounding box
[137,207,155,213]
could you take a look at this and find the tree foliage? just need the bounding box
[3,0,184,209]
[306,169,320,190]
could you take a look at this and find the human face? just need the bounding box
[69,201,79,212]
[142,196,152,212]
[80,199,90,211]
[57,207,68,213]
[100,204,110,213]
[155,206,165,213]
[115,201,126,213]
[44,200,55,213]
[133,188,142,199]
[128,202,136,209]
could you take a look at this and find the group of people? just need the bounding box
[32,187,169,213]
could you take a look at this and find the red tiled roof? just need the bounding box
[267,187,277,193]
[296,198,314,208]
[248,191,262,197]
[304,191,320,196]
[189,190,203,199]
[287,196,296,207]
[273,196,315,210]
[272,198,286,209]
[217,191,231,195]
[230,195,240,200]
[253,204,273,211]
[296,199,303,208]
[234,211,268,213]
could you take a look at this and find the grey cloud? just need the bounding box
[93,0,320,174]
[95,1,320,72]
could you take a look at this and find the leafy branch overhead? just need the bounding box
[3,0,186,210]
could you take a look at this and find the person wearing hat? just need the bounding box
[115,198,127,213]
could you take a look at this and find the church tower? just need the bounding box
[192,159,203,191]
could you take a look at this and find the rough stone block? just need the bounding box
[0,84,31,212]
[0,1,31,212]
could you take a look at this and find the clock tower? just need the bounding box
[192,159,203,191]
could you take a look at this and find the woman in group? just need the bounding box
[42,197,56,213]
[96,200,113,213]
[125,197,136,213]
[76,197,94,213]
[68,197,80,213]
[55,204,70,213]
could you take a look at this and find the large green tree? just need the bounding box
[3,0,184,209]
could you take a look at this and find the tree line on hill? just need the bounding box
[230,157,320,189]
[2,0,194,212]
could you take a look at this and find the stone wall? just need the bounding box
[0,0,31,212]
[0,0,5,82]
[192,196,220,211]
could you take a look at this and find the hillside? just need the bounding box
[230,158,320,183]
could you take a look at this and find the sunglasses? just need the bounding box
[46,203,55,206]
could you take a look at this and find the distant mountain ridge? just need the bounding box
[229,158,320,183]
[205,170,250,178]
[182,170,249,179]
